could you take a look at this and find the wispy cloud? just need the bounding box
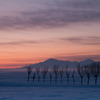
[0,36,100,46]
[0,39,54,46]
[0,40,37,46]
[0,0,100,30]
[56,54,100,61]
[59,36,100,45]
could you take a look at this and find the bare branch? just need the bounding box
[66,66,70,84]
[72,69,75,84]
[85,65,92,85]
[35,67,40,82]
[77,64,85,85]
[59,69,64,83]
[42,66,48,82]
[53,65,59,83]
[91,63,100,85]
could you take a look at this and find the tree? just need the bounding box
[49,72,52,83]
[59,69,64,83]
[32,73,36,82]
[27,65,32,82]
[53,65,59,83]
[36,67,40,82]
[91,63,100,85]
[42,66,48,83]
[72,69,75,85]
[77,64,85,85]
[66,66,70,84]
[85,65,92,85]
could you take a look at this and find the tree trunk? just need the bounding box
[67,77,69,84]
[38,76,40,82]
[87,77,89,85]
[61,77,62,83]
[72,77,75,85]
[55,75,57,83]
[43,77,45,83]
[55,77,57,83]
[50,74,52,83]
[50,78,52,83]
[95,77,97,85]
[28,74,29,82]
[81,78,83,85]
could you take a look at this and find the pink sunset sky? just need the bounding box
[0,0,100,69]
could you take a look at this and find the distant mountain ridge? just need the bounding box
[22,58,95,69]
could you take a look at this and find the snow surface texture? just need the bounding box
[0,87,100,100]
[0,71,100,100]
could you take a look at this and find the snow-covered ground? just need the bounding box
[1,86,100,100]
[0,71,100,100]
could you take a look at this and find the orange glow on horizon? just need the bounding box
[0,22,100,69]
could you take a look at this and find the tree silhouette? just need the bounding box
[72,69,75,84]
[49,72,52,83]
[27,65,32,82]
[42,66,48,83]
[85,65,92,85]
[32,73,36,82]
[53,65,59,83]
[66,66,70,84]
[91,63,100,85]
[59,69,64,83]
[77,64,85,85]
[36,67,40,82]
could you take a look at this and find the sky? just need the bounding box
[0,0,100,69]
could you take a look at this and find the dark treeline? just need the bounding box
[27,62,100,85]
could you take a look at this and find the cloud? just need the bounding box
[0,36,100,46]
[56,54,100,61]
[0,40,37,46]
[0,39,54,46]
[0,0,100,30]
[59,36,100,45]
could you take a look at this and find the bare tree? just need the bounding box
[59,69,64,83]
[72,69,75,85]
[53,65,59,83]
[42,66,48,83]
[32,73,36,82]
[49,72,52,83]
[91,63,100,85]
[36,67,40,82]
[85,65,92,85]
[66,66,70,84]
[27,65,32,82]
[77,64,85,85]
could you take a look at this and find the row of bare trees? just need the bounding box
[27,63,100,85]
[77,63,100,85]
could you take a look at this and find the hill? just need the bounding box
[22,58,95,69]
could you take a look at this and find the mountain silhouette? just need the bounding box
[22,58,95,69]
